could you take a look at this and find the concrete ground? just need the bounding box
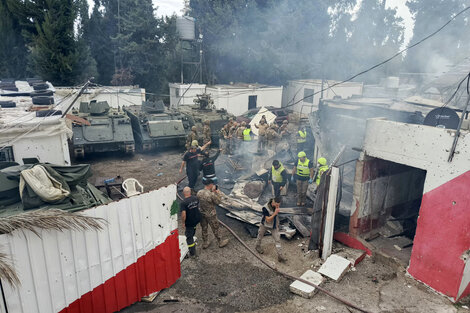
[85,149,469,313]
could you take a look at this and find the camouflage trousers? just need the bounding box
[296,179,309,204]
[257,135,267,153]
[200,212,221,243]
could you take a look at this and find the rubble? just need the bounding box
[318,254,351,282]
[289,270,324,298]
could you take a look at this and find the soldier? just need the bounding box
[266,124,280,152]
[197,179,229,249]
[229,122,238,154]
[202,120,211,146]
[255,197,287,262]
[260,115,267,125]
[279,120,290,139]
[236,121,246,150]
[291,151,314,206]
[186,126,199,149]
[180,186,201,257]
[255,120,269,154]
[219,124,229,153]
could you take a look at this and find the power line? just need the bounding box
[286,5,470,109]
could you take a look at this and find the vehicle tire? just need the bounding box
[33,83,49,90]
[32,96,54,105]
[74,148,85,158]
[0,101,16,108]
[30,90,53,97]
[1,86,18,91]
[36,109,62,117]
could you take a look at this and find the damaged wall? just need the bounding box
[354,118,470,302]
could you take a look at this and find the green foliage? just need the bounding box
[170,200,179,216]
[0,0,28,78]
[189,0,405,84]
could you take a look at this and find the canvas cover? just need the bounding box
[249,107,277,136]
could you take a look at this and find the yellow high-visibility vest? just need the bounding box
[296,158,310,177]
[316,165,329,185]
[297,130,307,143]
[271,163,285,183]
[243,128,252,141]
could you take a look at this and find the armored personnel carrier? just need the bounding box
[71,100,135,158]
[178,93,234,144]
[124,100,190,151]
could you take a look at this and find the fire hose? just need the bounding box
[175,177,373,313]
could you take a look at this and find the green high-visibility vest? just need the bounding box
[297,130,307,143]
[243,128,252,141]
[271,163,285,183]
[316,165,329,185]
[296,158,310,177]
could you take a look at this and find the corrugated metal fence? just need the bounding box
[0,184,180,313]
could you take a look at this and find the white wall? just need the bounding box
[283,80,363,114]
[207,86,282,116]
[362,119,470,193]
[169,83,206,108]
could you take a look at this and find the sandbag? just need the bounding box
[19,165,70,203]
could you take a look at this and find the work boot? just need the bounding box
[278,254,287,263]
[218,238,229,248]
[255,244,264,254]
[203,241,211,249]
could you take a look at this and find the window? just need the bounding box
[0,146,14,162]
[303,88,314,104]
[248,95,257,110]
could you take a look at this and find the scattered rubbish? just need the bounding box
[336,246,367,266]
[372,277,379,284]
[157,172,163,177]
[218,291,228,297]
[288,215,311,237]
[104,177,115,184]
[163,299,179,303]
[394,244,402,251]
[462,305,468,309]
[318,254,351,282]
[290,270,324,298]
[141,291,159,303]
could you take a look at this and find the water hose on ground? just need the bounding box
[175,179,373,313]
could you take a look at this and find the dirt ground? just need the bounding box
[84,149,469,313]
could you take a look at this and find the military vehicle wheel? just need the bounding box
[0,101,16,108]
[125,144,135,154]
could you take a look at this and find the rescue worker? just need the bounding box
[255,120,269,154]
[180,186,201,257]
[180,140,211,191]
[297,126,307,153]
[197,179,229,249]
[291,151,314,206]
[202,120,211,146]
[243,124,253,143]
[200,148,222,185]
[315,157,329,186]
[186,126,199,149]
[255,197,287,262]
[268,160,288,198]
[266,124,281,152]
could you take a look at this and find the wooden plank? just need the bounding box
[322,167,339,261]
[290,215,311,237]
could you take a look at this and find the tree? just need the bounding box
[0,0,28,78]
[405,0,470,73]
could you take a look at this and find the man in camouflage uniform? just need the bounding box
[197,179,229,249]
[255,120,269,154]
[186,126,199,149]
[236,121,246,151]
[219,124,229,154]
[229,122,238,153]
[266,124,281,152]
[202,120,211,146]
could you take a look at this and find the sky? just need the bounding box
[154,0,185,16]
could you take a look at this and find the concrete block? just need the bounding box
[337,247,367,266]
[318,254,351,281]
[289,270,325,298]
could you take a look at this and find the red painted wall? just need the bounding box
[59,230,181,313]
[408,171,470,301]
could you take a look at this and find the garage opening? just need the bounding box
[351,157,426,266]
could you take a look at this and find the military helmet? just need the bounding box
[191,126,197,131]
[283,120,288,124]
[191,140,198,148]
[204,120,210,125]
